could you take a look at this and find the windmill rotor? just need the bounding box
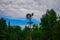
[26,13,34,19]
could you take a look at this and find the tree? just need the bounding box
[32,24,38,31]
[32,24,41,40]
[53,15,60,40]
[0,18,7,31]
[40,9,57,40]
[23,26,30,40]
[0,18,7,40]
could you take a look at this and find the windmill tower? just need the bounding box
[26,13,34,40]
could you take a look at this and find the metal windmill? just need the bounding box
[26,13,34,40]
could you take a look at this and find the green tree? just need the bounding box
[41,9,57,40]
[53,15,60,40]
[32,24,41,40]
[0,18,7,40]
[0,18,7,31]
[23,26,30,40]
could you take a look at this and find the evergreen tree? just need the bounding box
[41,9,57,40]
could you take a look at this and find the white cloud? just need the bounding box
[0,0,60,20]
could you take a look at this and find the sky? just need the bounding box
[0,0,60,28]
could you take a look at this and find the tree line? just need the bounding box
[0,9,60,40]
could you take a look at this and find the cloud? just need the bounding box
[0,0,60,20]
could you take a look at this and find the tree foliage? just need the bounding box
[0,9,60,40]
